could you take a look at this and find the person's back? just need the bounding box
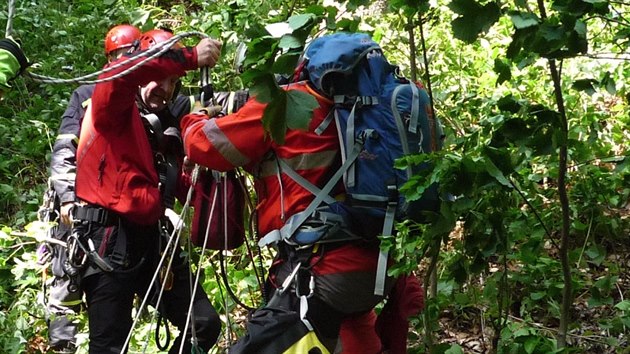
[181,74,391,353]
[183,81,338,234]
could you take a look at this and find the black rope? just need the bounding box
[218,250,255,312]
[154,311,171,351]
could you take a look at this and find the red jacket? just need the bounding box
[76,48,198,225]
[181,81,340,236]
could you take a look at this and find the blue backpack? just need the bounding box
[260,32,444,295]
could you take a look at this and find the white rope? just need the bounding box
[179,167,221,353]
[120,166,199,354]
[221,172,235,345]
[5,0,15,38]
[140,220,187,354]
[25,31,209,85]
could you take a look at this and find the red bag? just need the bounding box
[190,169,246,250]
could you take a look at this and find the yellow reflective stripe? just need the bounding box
[188,95,195,112]
[59,299,83,307]
[201,118,250,166]
[56,133,79,144]
[259,150,337,178]
[48,298,82,307]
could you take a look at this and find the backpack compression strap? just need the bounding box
[258,141,364,248]
[373,83,423,296]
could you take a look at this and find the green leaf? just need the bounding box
[288,14,316,30]
[273,52,301,75]
[600,71,616,95]
[261,91,288,144]
[250,73,280,103]
[484,159,511,187]
[494,58,512,85]
[585,244,606,266]
[285,90,318,130]
[524,336,539,354]
[615,300,630,311]
[572,78,597,95]
[445,344,465,354]
[448,0,480,15]
[451,1,501,43]
[278,34,303,50]
[513,327,531,337]
[530,291,546,300]
[509,11,540,29]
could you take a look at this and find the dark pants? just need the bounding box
[230,241,392,353]
[79,218,221,354]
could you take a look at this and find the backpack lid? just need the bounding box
[304,32,381,93]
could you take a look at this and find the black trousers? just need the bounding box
[79,218,221,354]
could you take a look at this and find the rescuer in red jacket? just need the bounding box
[73,30,222,353]
[44,24,142,353]
[181,78,392,352]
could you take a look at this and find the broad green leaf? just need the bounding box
[494,58,512,85]
[614,300,630,311]
[305,4,327,16]
[509,12,540,29]
[524,336,539,354]
[448,0,480,15]
[288,14,316,30]
[451,1,500,43]
[285,90,318,130]
[445,344,465,354]
[250,73,280,103]
[600,71,617,95]
[484,159,511,187]
[261,91,288,144]
[273,52,301,75]
[278,34,303,50]
[572,79,597,95]
[496,95,522,113]
[513,327,531,337]
[530,292,546,300]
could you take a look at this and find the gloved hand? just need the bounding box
[60,202,75,225]
[191,99,223,117]
[0,37,29,95]
[164,208,185,232]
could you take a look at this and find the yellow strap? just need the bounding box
[282,331,330,354]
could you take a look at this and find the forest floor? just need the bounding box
[411,227,630,353]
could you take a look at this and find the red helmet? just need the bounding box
[139,29,182,50]
[104,24,141,55]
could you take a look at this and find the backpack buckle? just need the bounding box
[386,183,398,204]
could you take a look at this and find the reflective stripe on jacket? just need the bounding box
[76,48,198,225]
[50,84,94,204]
[181,81,340,236]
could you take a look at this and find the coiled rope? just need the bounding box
[25,31,209,85]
